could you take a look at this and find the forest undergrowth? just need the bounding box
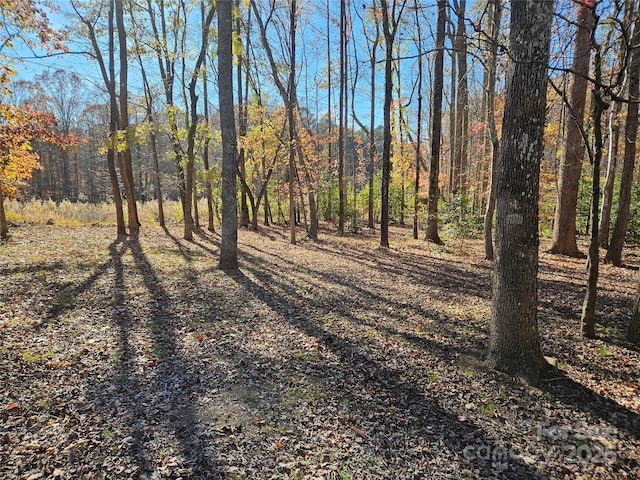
[1,224,639,479]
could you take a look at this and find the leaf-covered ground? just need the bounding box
[1,224,639,479]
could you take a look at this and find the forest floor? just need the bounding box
[1,223,639,480]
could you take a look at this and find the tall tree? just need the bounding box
[251,0,319,242]
[549,1,595,257]
[425,0,446,245]
[605,10,640,266]
[219,0,238,270]
[338,0,347,235]
[580,4,605,338]
[71,0,126,237]
[183,4,216,240]
[379,0,406,248]
[482,0,503,260]
[115,0,140,235]
[451,0,469,196]
[412,3,424,240]
[486,0,555,385]
[352,2,380,230]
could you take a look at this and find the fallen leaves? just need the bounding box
[0,225,638,479]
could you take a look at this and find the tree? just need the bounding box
[482,0,502,260]
[451,0,469,196]
[580,5,606,339]
[605,10,640,266]
[218,0,238,270]
[251,0,319,243]
[424,0,446,245]
[0,102,80,238]
[183,3,216,240]
[486,0,555,385]
[338,0,347,235]
[379,0,407,248]
[549,1,595,257]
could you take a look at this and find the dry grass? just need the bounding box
[4,199,213,228]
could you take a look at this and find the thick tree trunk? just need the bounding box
[486,0,554,386]
[218,0,238,270]
[425,0,446,245]
[549,3,594,257]
[605,13,640,266]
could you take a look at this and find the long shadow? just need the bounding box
[126,237,221,477]
[236,237,640,472]
[223,267,548,479]
[238,248,489,349]
[86,237,222,478]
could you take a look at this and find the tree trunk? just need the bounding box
[413,5,424,240]
[380,0,405,247]
[237,1,250,228]
[581,91,606,338]
[549,2,594,257]
[288,0,297,245]
[605,12,640,266]
[0,184,8,239]
[452,0,469,196]
[483,0,502,260]
[598,100,621,247]
[486,0,554,386]
[115,0,140,235]
[425,0,446,245]
[201,1,214,233]
[338,0,347,235]
[580,8,606,337]
[218,0,238,270]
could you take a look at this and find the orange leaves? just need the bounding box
[0,100,83,197]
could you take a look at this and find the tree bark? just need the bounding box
[338,0,347,235]
[379,0,405,247]
[218,0,238,270]
[115,0,140,235]
[486,0,554,386]
[549,2,594,257]
[413,4,424,240]
[605,12,640,266]
[452,0,469,196]
[598,100,621,247]
[483,0,502,260]
[425,0,446,245]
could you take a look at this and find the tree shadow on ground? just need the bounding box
[222,265,548,479]
[85,237,223,478]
